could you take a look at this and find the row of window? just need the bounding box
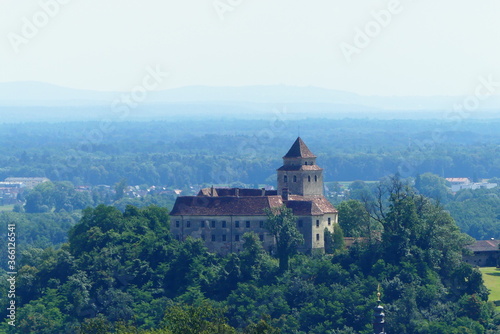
[176,234,322,242]
[283,175,318,183]
[297,218,332,228]
[175,220,265,229]
[176,218,332,229]
[175,234,265,242]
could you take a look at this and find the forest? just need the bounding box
[1,118,500,187]
[1,118,500,333]
[1,177,499,333]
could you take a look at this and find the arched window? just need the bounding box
[314,175,318,182]
[308,175,311,182]
[304,161,308,165]
[293,175,297,182]
[284,175,288,182]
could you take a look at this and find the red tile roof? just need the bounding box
[171,190,337,216]
[467,240,500,252]
[197,188,278,197]
[283,137,316,159]
[170,195,284,216]
[288,195,338,215]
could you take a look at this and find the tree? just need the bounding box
[161,302,237,334]
[324,225,345,255]
[337,200,372,238]
[414,173,450,203]
[114,178,127,201]
[264,206,303,272]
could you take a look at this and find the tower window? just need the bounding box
[328,217,331,226]
[316,234,320,241]
[293,175,297,182]
[314,175,318,182]
[308,176,311,182]
[316,220,320,227]
[284,175,288,182]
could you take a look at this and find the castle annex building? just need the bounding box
[170,137,338,255]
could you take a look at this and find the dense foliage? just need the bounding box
[1,178,498,333]
[1,119,500,188]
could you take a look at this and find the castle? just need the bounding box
[170,137,338,254]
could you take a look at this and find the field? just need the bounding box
[0,205,14,212]
[480,267,500,308]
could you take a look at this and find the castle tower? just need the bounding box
[277,137,323,197]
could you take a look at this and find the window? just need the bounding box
[186,221,191,228]
[235,234,240,241]
[259,235,264,242]
[315,175,318,182]
[298,220,303,228]
[201,220,205,227]
[235,221,240,228]
[316,220,320,227]
[308,175,311,182]
[211,235,216,241]
[328,217,331,226]
[222,235,226,241]
[316,234,320,241]
[246,221,251,228]
[293,175,297,182]
[222,221,227,228]
[211,221,216,228]
[259,221,264,228]
[175,221,180,228]
[284,175,288,182]
[305,161,308,165]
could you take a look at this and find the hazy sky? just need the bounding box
[1,0,499,96]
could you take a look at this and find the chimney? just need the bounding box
[211,185,214,197]
[261,188,266,196]
[282,188,289,200]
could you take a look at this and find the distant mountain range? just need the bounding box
[0,82,498,122]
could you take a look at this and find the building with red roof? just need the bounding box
[170,137,338,255]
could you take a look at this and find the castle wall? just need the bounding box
[277,171,323,196]
[171,212,338,255]
[171,215,273,255]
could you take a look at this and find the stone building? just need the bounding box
[464,239,500,267]
[170,137,338,255]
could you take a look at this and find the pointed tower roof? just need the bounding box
[283,137,317,158]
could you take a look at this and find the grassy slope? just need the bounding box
[480,267,500,308]
[0,205,13,212]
